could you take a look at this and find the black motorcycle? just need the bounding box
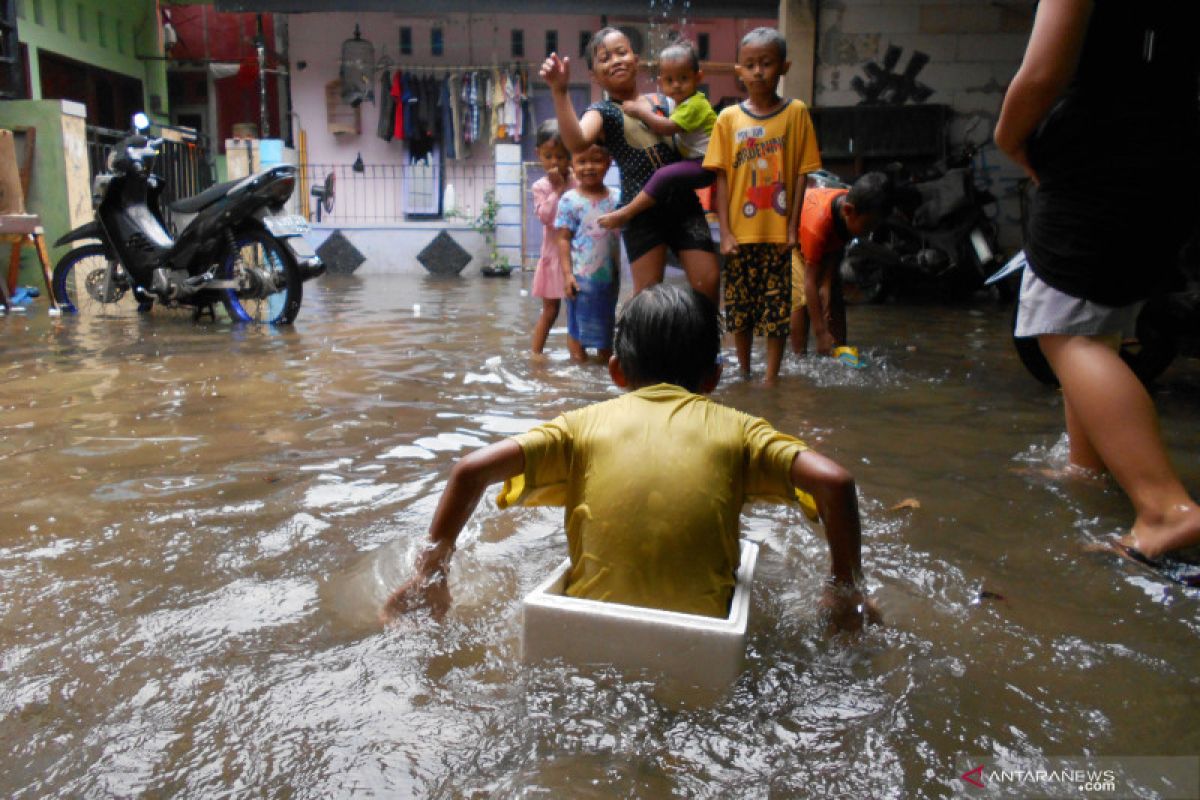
[52,113,324,324]
[841,145,1003,304]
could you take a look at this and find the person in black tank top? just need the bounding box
[540,28,719,305]
[996,0,1200,562]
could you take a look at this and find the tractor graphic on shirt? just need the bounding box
[739,136,787,219]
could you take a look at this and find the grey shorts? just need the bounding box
[1014,268,1143,339]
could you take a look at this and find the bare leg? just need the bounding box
[1039,333,1200,557]
[596,348,613,364]
[829,272,848,346]
[629,245,668,294]
[566,336,587,362]
[732,329,753,377]
[789,306,809,354]
[531,298,561,354]
[676,248,720,305]
[764,335,785,386]
[598,191,654,230]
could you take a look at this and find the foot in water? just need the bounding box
[1094,538,1200,587]
[1124,503,1200,560]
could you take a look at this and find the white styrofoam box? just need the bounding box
[521,540,759,689]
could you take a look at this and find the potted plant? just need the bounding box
[472,189,514,277]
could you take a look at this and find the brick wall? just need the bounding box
[814,0,1034,249]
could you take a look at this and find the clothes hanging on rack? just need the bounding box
[377,68,396,141]
[439,77,456,160]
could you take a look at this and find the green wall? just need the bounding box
[15,0,169,125]
[0,100,87,288]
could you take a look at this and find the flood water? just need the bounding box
[2,271,1198,798]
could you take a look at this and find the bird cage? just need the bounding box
[339,25,374,107]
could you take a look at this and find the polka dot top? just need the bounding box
[588,100,680,209]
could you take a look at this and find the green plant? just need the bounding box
[472,189,513,273]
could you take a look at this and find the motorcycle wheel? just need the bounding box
[1010,299,1178,388]
[52,244,137,314]
[220,229,302,325]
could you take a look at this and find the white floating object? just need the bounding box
[519,289,528,297]
[412,304,421,317]
[48,307,62,316]
[521,540,758,690]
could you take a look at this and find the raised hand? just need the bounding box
[540,52,570,93]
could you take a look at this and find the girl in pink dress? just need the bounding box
[530,121,576,354]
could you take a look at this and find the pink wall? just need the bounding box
[286,11,773,170]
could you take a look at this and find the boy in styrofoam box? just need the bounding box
[382,284,874,630]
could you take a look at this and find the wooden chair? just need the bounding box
[0,127,58,312]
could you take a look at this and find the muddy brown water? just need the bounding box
[2,272,1198,797]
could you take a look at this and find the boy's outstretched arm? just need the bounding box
[790,449,877,631]
[804,253,833,355]
[540,53,603,154]
[381,440,525,623]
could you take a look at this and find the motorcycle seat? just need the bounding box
[169,178,242,214]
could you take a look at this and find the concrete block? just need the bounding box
[494,183,523,206]
[494,143,522,165]
[495,163,522,185]
[495,205,521,226]
[521,541,759,690]
[841,4,920,35]
[920,4,1001,35]
[955,33,1028,63]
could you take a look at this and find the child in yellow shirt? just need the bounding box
[383,284,872,629]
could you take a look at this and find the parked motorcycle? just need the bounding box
[998,248,1200,387]
[52,113,324,324]
[841,145,1003,304]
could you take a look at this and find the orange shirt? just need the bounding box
[799,187,849,267]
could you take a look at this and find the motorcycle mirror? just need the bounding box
[132,112,151,132]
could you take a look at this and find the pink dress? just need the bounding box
[530,175,576,299]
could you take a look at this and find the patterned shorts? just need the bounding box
[723,243,791,337]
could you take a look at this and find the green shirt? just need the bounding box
[670,92,718,159]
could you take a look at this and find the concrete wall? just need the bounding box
[813,0,1032,249]
[0,99,91,286]
[14,0,169,125]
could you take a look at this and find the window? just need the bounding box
[545,30,557,57]
[54,0,63,32]
[76,3,84,41]
[579,30,591,58]
[430,27,443,57]
[115,19,123,54]
[30,0,42,26]
[96,11,104,47]
[399,26,412,55]
[697,33,710,61]
[511,29,523,58]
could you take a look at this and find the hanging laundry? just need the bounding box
[440,76,456,160]
[391,70,404,140]
[377,68,395,141]
[447,73,464,160]
[490,67,505,144]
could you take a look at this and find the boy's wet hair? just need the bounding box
[739,27,787,61]
[615,284,722,392]
[659,40,700,73]
[586,27,633,70]
[535,120,562,148]
[847,171,893,218]
[573,141,610,159]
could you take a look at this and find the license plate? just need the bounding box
[264,215,310,237]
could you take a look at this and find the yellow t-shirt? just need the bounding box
[702,99,823,244]
[498,384,816,618]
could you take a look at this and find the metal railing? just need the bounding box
[297,161,495,226]
[85,123,215,234]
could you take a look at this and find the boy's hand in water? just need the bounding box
[381,573,452,624]
[540,53,570,93]
[820,581,881,633]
